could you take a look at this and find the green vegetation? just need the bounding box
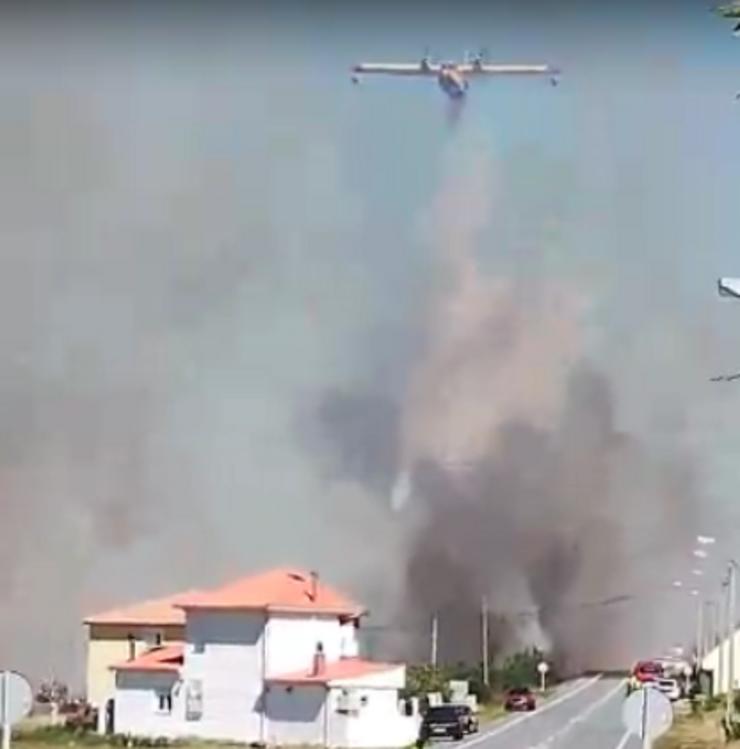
[497,648,553,690]
[13,726,248,749]
[403,647,553,701]
[402,648,557,722]
[655,708,739,747]
[402,664,452,701]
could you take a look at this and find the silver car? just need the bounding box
[656,678,681,701]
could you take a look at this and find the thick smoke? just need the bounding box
[388,147,700,671]
[0,14,412,686]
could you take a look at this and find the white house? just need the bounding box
[702,627,740,695]
[110,567,419,748]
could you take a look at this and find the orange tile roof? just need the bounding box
[267,657,400,685]
[175,568,364,617]
[110,644,184,673]
[84,591,199,626]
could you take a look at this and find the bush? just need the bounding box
[722,716,740,740]
[402,664,451,701]
[704,695,721,712]
[499,648,546,690]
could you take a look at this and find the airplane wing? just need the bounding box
[460,63,560,76]
[352,63,440,76]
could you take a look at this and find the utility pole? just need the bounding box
[481,597,490,687]
[696,597,705,668]
[431,614,438,668]
[706,601,716,660]
[720,580,728,695]
[727,561,737,724]
[640,683,650,749]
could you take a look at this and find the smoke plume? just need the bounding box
[387,144,701,672]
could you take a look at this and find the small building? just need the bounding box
[702,629,740,695]
[108,568,419,747]
[84,591,195,730]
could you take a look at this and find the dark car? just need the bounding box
[504,686,536,712]
[451,704,478,734]
[420,705,468,741]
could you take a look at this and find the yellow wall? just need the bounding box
[85,624,184,707]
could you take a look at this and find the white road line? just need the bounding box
[528,678,628,749]
[614,730,632,749]
[458,675,603,748]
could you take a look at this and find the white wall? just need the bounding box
[265,615,359,675]
[114,672,183,739]
[265,684,327,746]
[326,686,420,749]
[265,682,418,749]
[181,610,266,742]
[702,629,740,694]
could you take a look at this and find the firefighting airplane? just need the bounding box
[351,50,561,100]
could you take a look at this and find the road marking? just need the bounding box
[614,730,632,749]
[458,675,603,748]
[528,678,628,748]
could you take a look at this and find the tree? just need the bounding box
[402,664,451,700]
[498,648,545,689]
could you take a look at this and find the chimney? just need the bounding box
[312,642,326,676]
[309,571,319,602]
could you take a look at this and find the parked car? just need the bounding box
[504,686,536,712]
[632,660,662,684]
[451,704,478,734]
[655,678,681,702]
[420,705,468,741]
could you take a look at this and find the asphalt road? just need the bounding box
[455,676,643,749]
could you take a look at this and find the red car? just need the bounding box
[504,686,536,712]
[633,660,663,684]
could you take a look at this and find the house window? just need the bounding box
[143,630,164,648]
[127,634,136,661]
[156,691,173,714]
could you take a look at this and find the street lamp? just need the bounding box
[698,535,717,546]
[726,560,738,725]
[694,549,709,560]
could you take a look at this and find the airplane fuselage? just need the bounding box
[438,66,468,99]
